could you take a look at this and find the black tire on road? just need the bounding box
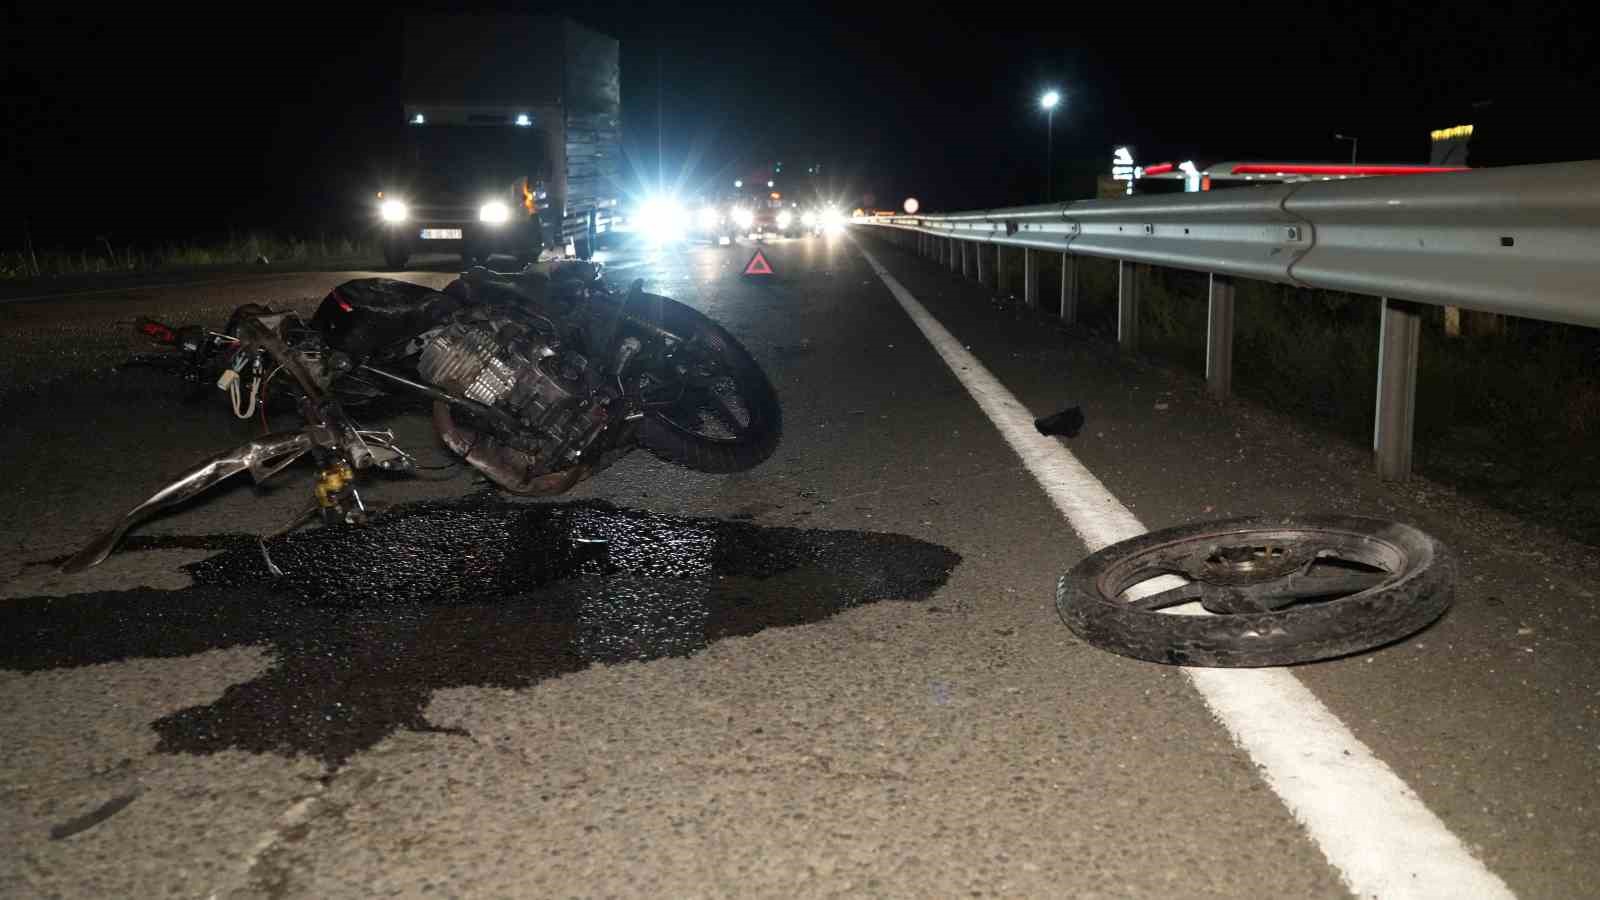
[637,294,781,474]
[383,240,409,270]
[1055,515,1453,667]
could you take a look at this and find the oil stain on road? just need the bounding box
[0,499,960,766]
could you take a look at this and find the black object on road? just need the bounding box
[1056,515,1453,667]
[1035,406,1084,438]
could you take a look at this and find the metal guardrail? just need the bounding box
[853,160,1600,481]
[859,160,1600,328]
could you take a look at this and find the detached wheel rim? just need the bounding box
[1056,516,1454,667]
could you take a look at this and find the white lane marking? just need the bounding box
[854,238,1515,900]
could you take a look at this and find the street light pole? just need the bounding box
[1047,107,1055,200]
[1041,90,1061,201]
[1335,132,1358,165]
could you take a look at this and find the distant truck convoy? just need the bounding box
[377,15,623,269]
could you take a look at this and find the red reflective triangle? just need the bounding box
[743,249,774,276]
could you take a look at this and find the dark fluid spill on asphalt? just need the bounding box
[0,499,960,766]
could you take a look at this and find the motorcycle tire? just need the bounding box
[637,294,782,474]
[1055,515,1453,667]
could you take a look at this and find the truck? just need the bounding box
[378,15,622,269]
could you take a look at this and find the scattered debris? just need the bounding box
[49,791,141,840]
[1035,406,1085,438]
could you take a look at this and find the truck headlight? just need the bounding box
[479,201,511,224]
[776,210,793,229]
[380,199,409,223]
[732,207,754,229]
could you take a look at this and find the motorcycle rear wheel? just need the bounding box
[637,295,781,473]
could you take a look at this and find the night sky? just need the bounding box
[4,1,1594,247]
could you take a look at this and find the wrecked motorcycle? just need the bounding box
[63,262,781,573]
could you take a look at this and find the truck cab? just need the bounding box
[378,108,553,268]
[382,16,621,269]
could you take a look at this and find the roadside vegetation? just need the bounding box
[1,232,379,280]
[1064,256,1600,545]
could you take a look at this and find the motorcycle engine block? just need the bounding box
[417,320,599,459]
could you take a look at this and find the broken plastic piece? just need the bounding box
[1035,406,1085,438]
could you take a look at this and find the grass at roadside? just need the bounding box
[1,232,380,280]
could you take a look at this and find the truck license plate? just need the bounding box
[420,228,462,240]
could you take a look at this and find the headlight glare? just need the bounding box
[801,211,817,227]
[639,195,688,243]
[776,210,794,229]
[380,199,409,223]
[479,201,511,224]
[732,207,755,229]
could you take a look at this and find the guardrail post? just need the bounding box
[1024,249,1040,309]
[962,241,973,280]
[1374,298,1420,481]
[997,246,1009,294]
[1206,274,1236,399]
[976,243,989,287]
[949,238,960,273]
[1117,260,1141,349]
[1060,253,1078,324]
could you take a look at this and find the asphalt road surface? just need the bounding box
[1,233,1595,898]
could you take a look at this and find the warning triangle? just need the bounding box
[743,249,774,277]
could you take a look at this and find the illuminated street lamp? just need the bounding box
[1040,90,1062,201]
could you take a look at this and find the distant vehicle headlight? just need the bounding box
[479,201,511,224]
[639,195,688,243]
[698,207,720,229]
[822,206,846,232]
[776,210,794,229]
[732,207,755,229]
[380,200,409,223]
[801,211,817,227]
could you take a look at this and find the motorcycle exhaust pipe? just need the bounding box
[431,401,589,496]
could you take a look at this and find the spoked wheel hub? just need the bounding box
[1056,516,1454,667]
